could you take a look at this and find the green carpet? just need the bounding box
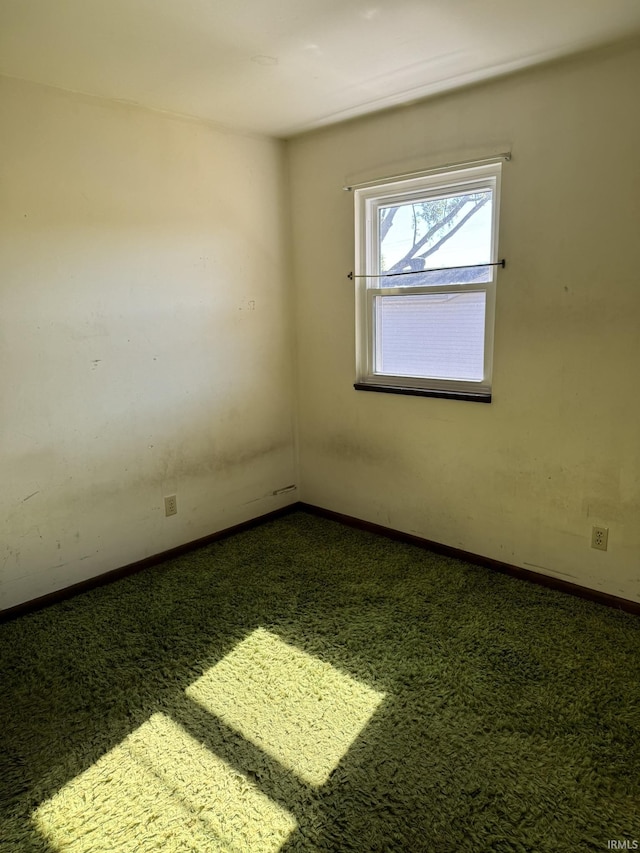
[1,510,639,852]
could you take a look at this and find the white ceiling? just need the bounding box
[2,0,640,137]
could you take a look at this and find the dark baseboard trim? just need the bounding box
[298,502,640,617]
[0,504,298,623]
[4,500,638,622]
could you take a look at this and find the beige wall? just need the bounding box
[3,40,639,611]
[1,76,296,609]
[288,42,640,602]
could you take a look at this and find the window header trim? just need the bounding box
[343,152,511,192]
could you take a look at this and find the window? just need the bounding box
[354,162,502,401]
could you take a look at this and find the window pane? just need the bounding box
[376,292,486,381]
[379,190,492,286]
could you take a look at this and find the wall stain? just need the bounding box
[211,440,288,472]
[322,433,394,466]
[157,438,291,482]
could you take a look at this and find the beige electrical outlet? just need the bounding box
[591,526,608,551]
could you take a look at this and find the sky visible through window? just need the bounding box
[379,192,492,273]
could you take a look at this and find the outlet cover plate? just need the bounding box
[591,526,608,551]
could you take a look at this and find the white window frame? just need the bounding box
[354,162,502,401]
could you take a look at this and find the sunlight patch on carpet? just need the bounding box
[33,712,296,853]
[186,627,385,786]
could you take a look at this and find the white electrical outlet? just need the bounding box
[164,495,178,517]
[591,526,608,551]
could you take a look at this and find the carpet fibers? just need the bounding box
[1,511,639,852]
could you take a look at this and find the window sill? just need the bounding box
[353,383,491,403]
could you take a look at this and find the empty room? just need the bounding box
[2,2,640,851]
